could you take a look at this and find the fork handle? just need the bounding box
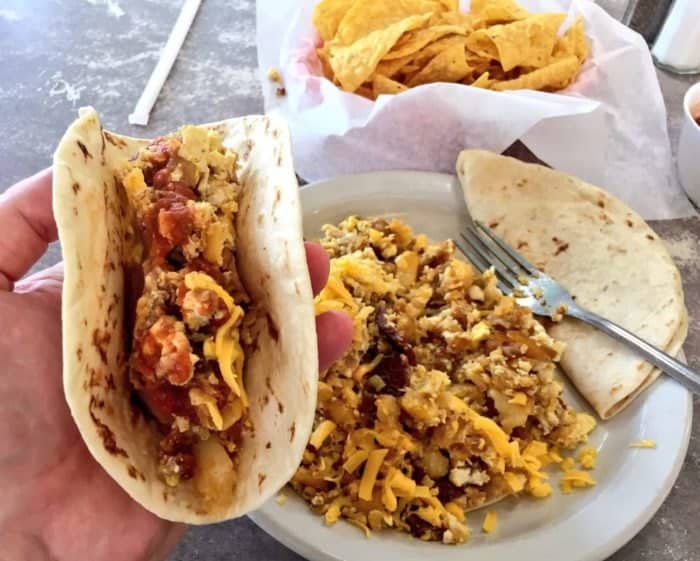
[567,306,700,396]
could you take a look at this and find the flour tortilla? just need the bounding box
[457,150,687,419]
[53,107,318,523]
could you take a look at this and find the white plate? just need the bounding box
[251,171,693,561]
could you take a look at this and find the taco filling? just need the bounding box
[122,126,250,494]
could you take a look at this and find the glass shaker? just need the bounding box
[623,0,700,75]
[621,0,674,44]
[651,0,700,75]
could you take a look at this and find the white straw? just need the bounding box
[128,0,203,126]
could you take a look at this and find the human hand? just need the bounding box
[0,169,353,561]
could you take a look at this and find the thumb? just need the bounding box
[0,169,57,291]
[14,262,64,298]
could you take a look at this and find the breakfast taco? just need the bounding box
[53,108,318,523]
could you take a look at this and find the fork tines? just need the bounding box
[455,222,539,294]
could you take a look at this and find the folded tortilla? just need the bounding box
[457,150,688,419]
[54,108,318,522]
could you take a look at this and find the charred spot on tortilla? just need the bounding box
[289,422,296,442]
[77,140,92,160]
[647,234,655,241]
[90,397,128,458]
[76,345,83,362]
[626,219,634,228]
[105,131,127,148]
[277,402,284,414]
[72,182,80,194]
[266,313,279,341]
[265,441,271,449]
[92,329,111,365]
[258,473,267,488]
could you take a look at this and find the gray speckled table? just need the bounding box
[0,1,698,560]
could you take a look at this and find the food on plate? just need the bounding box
[53,108,317,523]
[313,0,588,99]
[267,67,282,82]
[629,440,657,449]
[457,150,688,419]
[292,216,596,543]
[482,510,498,533]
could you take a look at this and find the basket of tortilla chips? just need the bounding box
[255,0,689,221]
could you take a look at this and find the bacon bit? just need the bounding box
[376,308,415,364]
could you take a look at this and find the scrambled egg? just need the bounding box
[292,216,597,543]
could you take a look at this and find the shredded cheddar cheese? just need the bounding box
[359,449,388,501]
[482,511,498,533]
[577,447,598,469]
[508,392,529,405]
[504,472,527,493]
[185,271,247,406]
[560,470,596,494]
[445,502,465,522]
[189,388,224,430]
[343,450,369,473]
[310,420,337,450]
[630,440,656,449]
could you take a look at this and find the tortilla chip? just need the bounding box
[384,24,469,60]
[554,17,588,64]
[313,0,356,42]
[470,0,530,26]
[465,29,500,61]
[467,13,566,71]
[356,84,374,99]
[317,47,335,81]
[471,71,495,89]
[407,41,471,87]
[376,53,416,78]
[328,13,433,92]
[404,34,470,70]
[373,74,409,97]
[428,10,475,28]
[492,55,580,91]
[335,0,445,45]
[438,0,459,11]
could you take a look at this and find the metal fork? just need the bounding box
[456,221,700,396]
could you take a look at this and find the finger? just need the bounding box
[316,310,354,372]
[304,241,329,296]
[14,262,64,296]
[0,168,57,291]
